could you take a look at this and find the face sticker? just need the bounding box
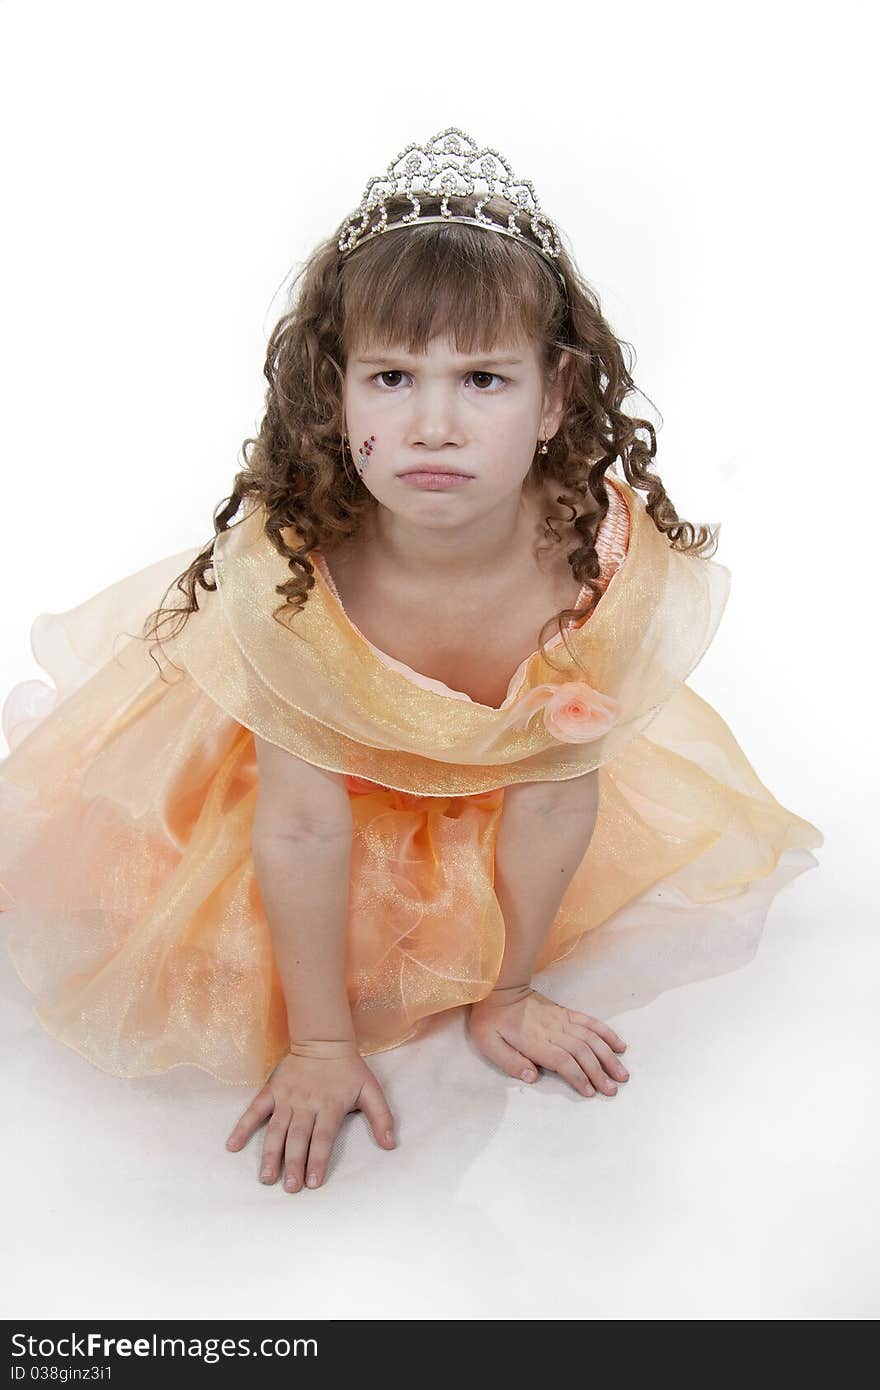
[356,435,376,476]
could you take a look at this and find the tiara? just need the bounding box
[336,126,569,299]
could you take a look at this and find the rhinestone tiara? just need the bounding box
[335,126,569,300]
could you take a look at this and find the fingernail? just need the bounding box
[285,1176,297,1190]
[307,1173,318,1187]
[521,1069,535,1081]
[385,1130,395,1144]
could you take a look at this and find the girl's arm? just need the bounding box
[490,772,600,993]
[227,737,396,1194]
[468,771,627,1099]
[251,735,356,1046]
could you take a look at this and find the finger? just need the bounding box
[259,1110,292,1184]
[357,1076,399,1147]
[283,1112,317,1193]
[583,1031,630,1082]
[481,1032,540,1083]
[568,1042,618,1096]
[226,1090,274,1150]
[567,1011,627,1051]
[303,1110,346,1189]
[544,1043,595,1097]
[563,1023,630,1082]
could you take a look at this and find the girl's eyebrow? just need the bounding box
[354,355,524,367]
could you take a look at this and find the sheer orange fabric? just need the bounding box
[0,478,823,1083]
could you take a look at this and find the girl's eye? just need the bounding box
[372,370,506,391]
[470,371,503,390]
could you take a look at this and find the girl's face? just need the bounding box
[342,334,569,528]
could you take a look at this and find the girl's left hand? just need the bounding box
[467,985,629,1097]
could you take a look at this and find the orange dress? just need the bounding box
[0,476,824,1084]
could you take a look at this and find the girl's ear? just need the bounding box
[556,348,574,393]
[543,348,574,435]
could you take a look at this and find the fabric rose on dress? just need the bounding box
[541,680,621,742]
[470,677,620,756]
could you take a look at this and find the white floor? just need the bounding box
[2,827,874,1321]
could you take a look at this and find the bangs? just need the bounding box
[338,196,565,361]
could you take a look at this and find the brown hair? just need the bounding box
[141,192,719,680]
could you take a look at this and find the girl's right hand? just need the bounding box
[225,1039,397,1191]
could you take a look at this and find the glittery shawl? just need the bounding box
[162,479,732,795]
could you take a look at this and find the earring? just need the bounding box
[539,437,549,454]
[341,431,358,483]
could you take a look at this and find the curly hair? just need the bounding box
[140,191,719,682]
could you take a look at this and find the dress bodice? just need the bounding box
[311,476,631,710]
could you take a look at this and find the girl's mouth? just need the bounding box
[399,472,474,489]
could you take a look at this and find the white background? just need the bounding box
[0,0,876,1321]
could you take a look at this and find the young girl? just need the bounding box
[0,126,823,1194]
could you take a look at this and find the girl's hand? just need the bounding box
[467,985,629,1098]
[225,1039,397,1190]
